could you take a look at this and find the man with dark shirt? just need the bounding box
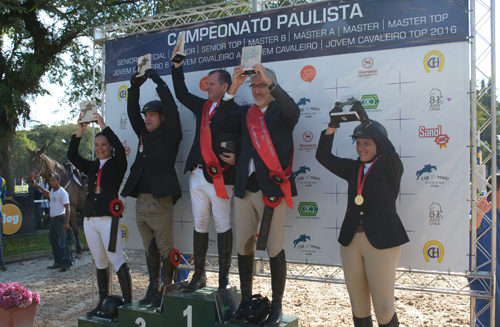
[121,69,183,307]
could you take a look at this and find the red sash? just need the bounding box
[246,105,294,209]
[200,100,229,199]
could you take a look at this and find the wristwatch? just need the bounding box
[268,82,277,91]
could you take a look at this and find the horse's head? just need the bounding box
[26,145,46,186]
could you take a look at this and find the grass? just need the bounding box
[3,229,87,257]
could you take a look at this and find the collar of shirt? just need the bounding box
[99,157,111,169]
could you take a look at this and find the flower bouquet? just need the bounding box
[0,282,40,327]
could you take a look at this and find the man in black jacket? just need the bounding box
[218,64,300,327]
[171,50,240,292]
[121,69,182,307]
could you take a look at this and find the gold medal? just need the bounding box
[355,195,364,205]
[95,186,102,194]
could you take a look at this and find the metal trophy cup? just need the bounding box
[329,97,361,123]
[79,100,98,123]
[241,45,262,74]
[171,31,186,63]
[136,53,151,77]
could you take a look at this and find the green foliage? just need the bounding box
[12,122,99,181]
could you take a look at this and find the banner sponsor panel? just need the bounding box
[104,0,469,272]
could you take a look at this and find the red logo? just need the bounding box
[121,140,131,156]
[303,131,313,142]
[419,125,449,149]
[200,76,208,92]
[301,66,316,82]
[362,57,374,69]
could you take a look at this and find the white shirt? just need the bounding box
[99,157,111,169]
[49,187,70,217]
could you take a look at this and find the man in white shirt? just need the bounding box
[35,172,70,270]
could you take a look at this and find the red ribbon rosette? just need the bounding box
[109,199,124,216]
[170,249,181,266]
[263,195,282,208]
[206,161,223,179]
[269,170,289,185]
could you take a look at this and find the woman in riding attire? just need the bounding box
[67,113,132,316]
[315,102,409,327]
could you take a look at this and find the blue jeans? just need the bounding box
[34,203,42,230]
[49,215,66,264]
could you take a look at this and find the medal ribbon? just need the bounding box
[139,133,144,152]
[356,157,380,201]
[96,165,103,194]
[246,105,294,209]
[200,100,229,199]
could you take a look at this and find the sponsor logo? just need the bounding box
[292,233,322,256]
[428,88,444,111]
[298,143,317,152]
[118,85,128,102]
[120,113,128,130]
[121,224,129,241]
[362,57,374,68]
[358,57,378,79]
[2,204,23,235]
[296,97,311,107]
[423,240,444,263]
[293,166,322,188]
[121,140,131,156]
[293,166,310,179]
[418,125,450,148]
[200,76,208,92]
[424,50,445,73]
[298,202,318,216]
[416,164,450,188]
[360,94,379,110]
[427,202,443,225]
[301,65,316,82]
[303,131,313,142]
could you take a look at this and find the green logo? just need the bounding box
[361,94,379,110]
[298,202,318,216]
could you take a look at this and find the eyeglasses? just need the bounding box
[249,84,268,90]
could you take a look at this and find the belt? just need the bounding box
[51,214,65,219]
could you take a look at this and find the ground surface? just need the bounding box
[0,250,471,327]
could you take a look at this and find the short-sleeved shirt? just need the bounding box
[49,187,70,217]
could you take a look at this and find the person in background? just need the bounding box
[316,102,408,327]
[0,176,7,271]
[40,178,51,227]
[471,174,500,327]
[32,179,43,230]
[68,112,132,316]
[34,172,71,271]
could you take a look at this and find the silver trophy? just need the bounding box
[241,45,262,74]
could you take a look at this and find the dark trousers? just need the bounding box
[49,215,65,264]
[34,203,42,230]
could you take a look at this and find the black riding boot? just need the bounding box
[151,257,178,307]
[183,231,208,292]
[116,263,133,304]
[264,250,286,327]
[379,313,399,327]
[139,250,161,305]
[218,229,233,290]
[230,254,254,322]
[86,268,108,317]
[353,314,373,327]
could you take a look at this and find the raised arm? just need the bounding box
[67,115,93,173]
[127,73,148,136]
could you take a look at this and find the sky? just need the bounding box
[26,2,499,129]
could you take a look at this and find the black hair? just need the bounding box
[208,69,232,88]
[48,172,60,180]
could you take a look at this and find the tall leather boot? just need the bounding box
[353,314,373,327]
[379,313,399,327]
[139,249,161,305]
[86,268,109,317]
[230,254,254,322]
[116,263,133,304]
[218,229,233,290]
[183,230,208,292]
[263,250,287,327]
[151,257,178,307]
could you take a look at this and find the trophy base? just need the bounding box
[171,52,186,63]
[242,68,256,75]
[329,112,360,123]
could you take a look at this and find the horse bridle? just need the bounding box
[29,154,48,183]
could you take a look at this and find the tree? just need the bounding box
[0,0,221,192]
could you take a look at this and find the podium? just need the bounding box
[78,287,298,327]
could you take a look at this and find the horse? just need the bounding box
[293,166,310,179]
[293,234,311,248]
[296,97,311,107]
[26,145,86,255]
[416,164,437,180]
